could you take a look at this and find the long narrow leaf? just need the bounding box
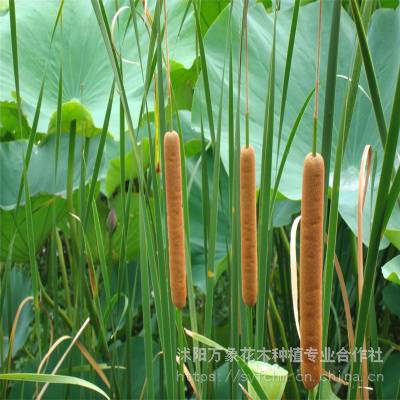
[351,0,387,146]
[349,68,400,399]
[0,373,110,400]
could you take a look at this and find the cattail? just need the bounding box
[164,131,186,309]
[300,153,324,390]
[240,145,258,306]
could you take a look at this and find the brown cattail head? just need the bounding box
[164,131,186,309]
[300,152,324,390]
[240,145,258,306]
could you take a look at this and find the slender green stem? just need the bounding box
[8,0,22,140]
[246,306,253,349]
[269,293,300,400]
[55,229,72,315]
[312,0,322,157]
[204,30,227,345]
[245,112,249,149]
[139,190,155,400]
[66,121,81,328]
[276,0,300,170]
[176,310,185,400]
[244,0,249,149]
[174,116,202,389]
[321,0,341,227]
[255,8,276,350]
[192,1,216,146]
[66,125,76,202]
[83,82,115,227]
[54,66,63,177]
[22,169,41,358]
[312,118,317,156]
[307,386,318,399]
[228,37,240,400]
[39,280,72,329]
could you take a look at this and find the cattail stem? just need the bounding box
[312,0,323,157]
[246,306,254,348]
[312,117,318,156]
[240,145,258,307]
[245,112,250,149]
[244,0,249,148]
[300,153,324,390]
[164,131,186,309]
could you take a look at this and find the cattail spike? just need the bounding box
[164,131,186,309]
[240,145,258,306]
[300,152,324,390]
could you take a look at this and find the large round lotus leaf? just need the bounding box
[0,0,8,16]
[0,195,67,263]
[0,0,196,137]
[191,1,400,246]
[0,101,30,141]
[47,99,98,137]
[0,134,119,210]
[104,138,150,197]
[382,255,400,286]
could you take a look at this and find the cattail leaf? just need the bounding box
[0,373,110,400]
